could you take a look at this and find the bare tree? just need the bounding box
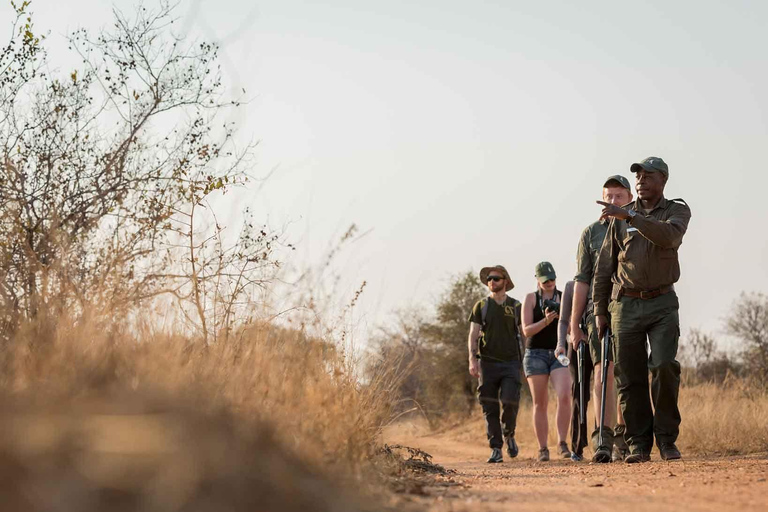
[727,292,768,384]
[0,2,278,342]
[682,328,717,368]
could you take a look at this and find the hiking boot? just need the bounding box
[570,452,583,462]
[487,448,503,463]
[613,425,629,462]
[612,443,629,463]
[591,446,612,463]
[506,437,519,459]
[537,447,550,462]
[624,450,651,463]
[659,443,682,461]
[558,441,571,459]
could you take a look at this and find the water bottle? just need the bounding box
[557,353,570,366]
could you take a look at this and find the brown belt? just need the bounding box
[619,285,674,300]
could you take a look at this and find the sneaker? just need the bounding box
[591,446,611,463]
[537,447,550,462]
[612,443,629,463]
[558,441,571,458]
[570,452,583,462]
[624,450,651,463]
[487,448,503,463]
[506,437,519,459]
[659,443,682,461]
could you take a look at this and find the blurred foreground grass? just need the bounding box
[0,317,402,511]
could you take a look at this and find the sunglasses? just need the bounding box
[487,276,504,283]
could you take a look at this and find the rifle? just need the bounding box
[598,327,613,449]
[577,339,587,426]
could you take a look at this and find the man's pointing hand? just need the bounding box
[597,200,630,222]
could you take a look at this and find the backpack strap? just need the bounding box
[484,296,523,329]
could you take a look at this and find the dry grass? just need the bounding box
[431,380,768,458]
[0,313,402,511]
[678,380,768,455]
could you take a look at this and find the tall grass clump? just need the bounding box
[0,307,402,511]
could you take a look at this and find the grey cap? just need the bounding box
[630,156,669,177]
[603,174,631,190]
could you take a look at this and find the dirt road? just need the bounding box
[385,421,768,512]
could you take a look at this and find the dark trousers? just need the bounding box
[610,292,681,452]
[568,343,593,456]
[478,359,522,449]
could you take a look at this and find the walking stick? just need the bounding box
[598,328,612,449]
[577,339,586,426]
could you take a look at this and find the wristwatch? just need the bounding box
[627,210,637,223]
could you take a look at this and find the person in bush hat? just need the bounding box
[568,174,633,463]
[521,261,571,462]
[593,156,691,463]
[468,265,523,463]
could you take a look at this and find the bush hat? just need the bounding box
[479,265,514,292]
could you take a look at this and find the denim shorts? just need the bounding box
[523,348,567,377]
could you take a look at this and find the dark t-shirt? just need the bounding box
[469,295,522,362]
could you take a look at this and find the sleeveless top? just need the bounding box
[526,289,561,350]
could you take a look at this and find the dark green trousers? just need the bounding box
[609,292,681,453]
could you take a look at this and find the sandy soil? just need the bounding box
[384,421,768,512]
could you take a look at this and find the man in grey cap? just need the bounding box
[568,175,633,462]
[468,265,523,463]
[593,157,691,463]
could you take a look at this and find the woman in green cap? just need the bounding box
[521,261,572,461]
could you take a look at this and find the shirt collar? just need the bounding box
[636,196,667,214]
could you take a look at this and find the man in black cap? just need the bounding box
[568,175,633,462]
[593,157,691,463]
[468,265,523,463]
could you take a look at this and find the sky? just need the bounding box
[24,0,768,345]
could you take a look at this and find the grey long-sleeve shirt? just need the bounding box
[557,280,574,353]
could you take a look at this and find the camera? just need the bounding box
[542,299,560,315]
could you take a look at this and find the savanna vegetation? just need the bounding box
[1,1,766,510]
[0,3,406,510]
[370,273,768,455]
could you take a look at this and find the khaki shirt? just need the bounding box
[593,197,692,317]
[574,219,608,315]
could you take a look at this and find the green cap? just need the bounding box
[534,261,556,283]
[603,174,631,190]
[630,156,669,177]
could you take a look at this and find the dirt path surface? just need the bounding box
[385,422,768,512]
